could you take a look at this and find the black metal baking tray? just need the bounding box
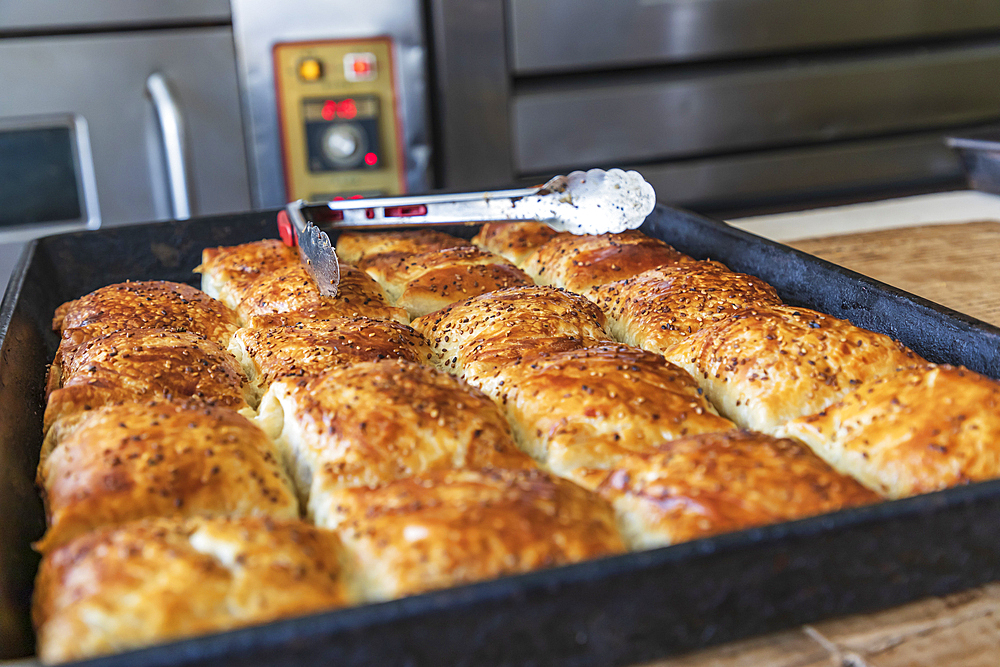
[4,205,1000,666]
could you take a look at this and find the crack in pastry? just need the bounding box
[574,430,880,550]
[36,402,299,553]
[313,468,625,602]
[33,516,352,664]
[585,261,782,353]
[661,304,923,434]
[777,364,1000,498]
[44,329,253,432]
[229,317,435,402]
[255,359,533,510]
[521,230,695,293]
[472,221,565,267]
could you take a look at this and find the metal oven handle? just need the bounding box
[145,72,192,220]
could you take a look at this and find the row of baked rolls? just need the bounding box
[335,229,533,319]
[411,285,877,546]
[197,238,406,326]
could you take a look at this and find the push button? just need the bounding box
[344,53,377,82]
[298,58,323,82]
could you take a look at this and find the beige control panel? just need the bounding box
[273,38,405,200]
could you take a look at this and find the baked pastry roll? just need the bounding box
[36,402,298,553]
[586,262,781,354]
[360,246,534,318]
[33,516,352,664]
[45,329,252,431]
[494,344,734,480]
[411,285,611,394]
[777,364,1000,499]
[521,230,695,293]
[196,239,298,309]
[335,229,471,264]
[662,305,922,434]
[574,430,879,550]
[229,317,434,399]
[472,221,564,266]
[256,359,533,511]
[235,261,407,327]
[312,468,625,602]
[53,280,238,356]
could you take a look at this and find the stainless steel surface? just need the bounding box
[145,73,192,220]
[0,28,251,226]
[512,42,1000,174]
[286,204,340,297]
[429,0,512,190]
[231,0,431,208]
[509,0,1000,74]
[0,0,230,32]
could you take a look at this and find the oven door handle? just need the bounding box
[146,72,192,220]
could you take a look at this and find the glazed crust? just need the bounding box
[471,221,564,266]
[575,430,879,549]
[522,230,695,293]
[36,402,299,553]
[662,305,922,433]
[360,246,534,319]
[45,329,252,431]
[335,229,471,264]
[586,262,782,354]
[52,281,239,371]
[195,240,299,309]
[777,365,1000,499]
[33,516,351,664]
[411,285,611,394]
[314,468,625,601]
[494,344,734,480]
[235,261,407,327]
[255,360,533,513]
[229,317,434,397]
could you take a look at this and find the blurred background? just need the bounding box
[1,0,1000,240]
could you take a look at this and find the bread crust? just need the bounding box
[522,230,695,292]
[315,468,625,601]
[33,516,351,664]
[196,240,299,309]
[778,364,1000,498]
[36,402,299,553]
[576,430,879,549]
[662,305,922,433]
[472,221,564,266]
[335,229,471,264]
[586,262,781,354]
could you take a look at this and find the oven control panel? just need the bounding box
[273,38,404,201]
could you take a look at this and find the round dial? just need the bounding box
[321,123,366,167]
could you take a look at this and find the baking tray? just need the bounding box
[4,205,1000,666]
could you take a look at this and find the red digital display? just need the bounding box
[320,98,358,121]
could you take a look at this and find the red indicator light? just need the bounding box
[353,60,371,75]
[321,100,336,121]
[364,152,378,166]
[349,194,365,199]
[337,98,357,120]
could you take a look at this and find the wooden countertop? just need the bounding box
[647,215,1000,667]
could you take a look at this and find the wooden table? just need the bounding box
[647,217,1000,667]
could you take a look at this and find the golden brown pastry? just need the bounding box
[52,281,239,364]
[472,221,564,266]
[195,239,299,309]
[313,468,625,602]
[777,364,1000,499]
[33,516,352,664]
[574,430,879,550]
[411,285,611,394]
[335,229,471,264]
[586,261,781,353]
[255,359,533,511]
[522,230,695,293]
[361,246,534,318]
[235,261,407,327]
[45,329,252,431]
[36,402,299,553]
[494,344,734,480]
[229,317,434,399]
[662,305,922,433]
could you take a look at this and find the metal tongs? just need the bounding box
[277,168,656,297]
